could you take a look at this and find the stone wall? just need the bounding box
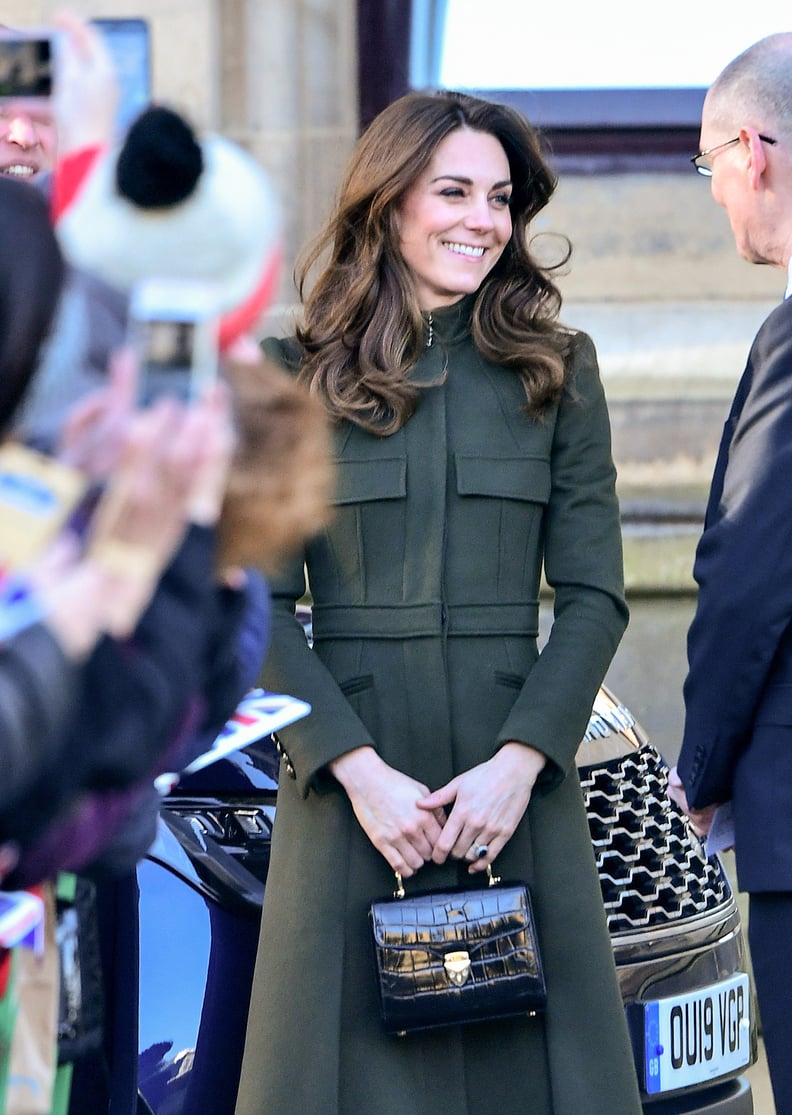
[543,173,780,592]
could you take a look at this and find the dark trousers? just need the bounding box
[749,892,792,1115]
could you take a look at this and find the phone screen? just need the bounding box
[90,18,150,133]
[0,35,53,99]
[129,279,220,405]
[140,318,201,403]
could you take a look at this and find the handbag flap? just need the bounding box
[370,882,533,957]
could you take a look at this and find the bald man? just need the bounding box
[669,31,792,1115]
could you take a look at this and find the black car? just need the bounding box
[133,685,756,1114]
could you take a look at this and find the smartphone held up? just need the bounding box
[90,17,150,133]
[128,278,221,405]
[0,28,56,100]
[0,18,150,133]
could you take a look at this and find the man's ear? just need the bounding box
[742,126,769,189]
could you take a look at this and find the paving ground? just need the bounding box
[749,1043,780,1115]
[747,1040,775,1113]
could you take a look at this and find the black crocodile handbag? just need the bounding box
[369,865,546,1036]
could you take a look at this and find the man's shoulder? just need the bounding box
[757,295,792,334]
[744,297,792,377]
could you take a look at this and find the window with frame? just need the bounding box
[358,0,790,172]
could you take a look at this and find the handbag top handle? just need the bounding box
[392,863,501,900]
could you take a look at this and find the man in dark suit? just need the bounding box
[668,31,792,1115]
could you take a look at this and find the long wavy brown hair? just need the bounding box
[295,90,571,434]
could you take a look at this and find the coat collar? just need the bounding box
[422,294,475,348]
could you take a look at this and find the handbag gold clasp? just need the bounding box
[444,950,471,986]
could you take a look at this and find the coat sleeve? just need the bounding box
[496,332,629,788]
[72,524,236,789]
[0,526,226,834]
[679,302,792,809]
[0,622,81,811]
[258,336,377,796]
[0,525,250,851]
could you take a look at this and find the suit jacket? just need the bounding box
[678,294,792,892]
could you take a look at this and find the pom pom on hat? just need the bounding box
[116,106,204,209]
[56,106,282,346]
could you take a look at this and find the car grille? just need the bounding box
[579,746,731,934]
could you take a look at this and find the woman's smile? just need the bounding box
[443,241,486,258]
[397,126,512,309]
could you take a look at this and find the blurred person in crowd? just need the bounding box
[0,12,113,189]
[0,22,55,186]
[235,89,640,1115]
[6,16,332,1114]
[3,12,280,452]
[0,97,54,184]
[0,22,56,187]
[0,157,240,1115]
[0,13,319,877]
[0,14,330,879]
[15,13,282,446]
[0,169,238,875]
[668,31,792,1115]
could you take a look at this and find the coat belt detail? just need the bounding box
[311,602,540,639]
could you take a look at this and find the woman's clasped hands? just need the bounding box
[330,740,547,879]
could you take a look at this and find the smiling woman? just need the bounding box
[234,88,641,1115]
[287,90,569,436]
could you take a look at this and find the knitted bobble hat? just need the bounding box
[56,106,282,346]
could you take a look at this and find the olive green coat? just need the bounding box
[235,298,642,1115]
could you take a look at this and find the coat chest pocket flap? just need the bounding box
[455,454,551,503]
[333,457,406,505]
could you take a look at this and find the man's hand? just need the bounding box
[667,766,719,838]
[53,11,119,156]
[58,348,137,480]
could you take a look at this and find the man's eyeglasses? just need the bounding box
[691,134,777,176]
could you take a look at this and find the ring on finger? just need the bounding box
[474,843,489,859]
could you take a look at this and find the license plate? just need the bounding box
[643,973,751,1094]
